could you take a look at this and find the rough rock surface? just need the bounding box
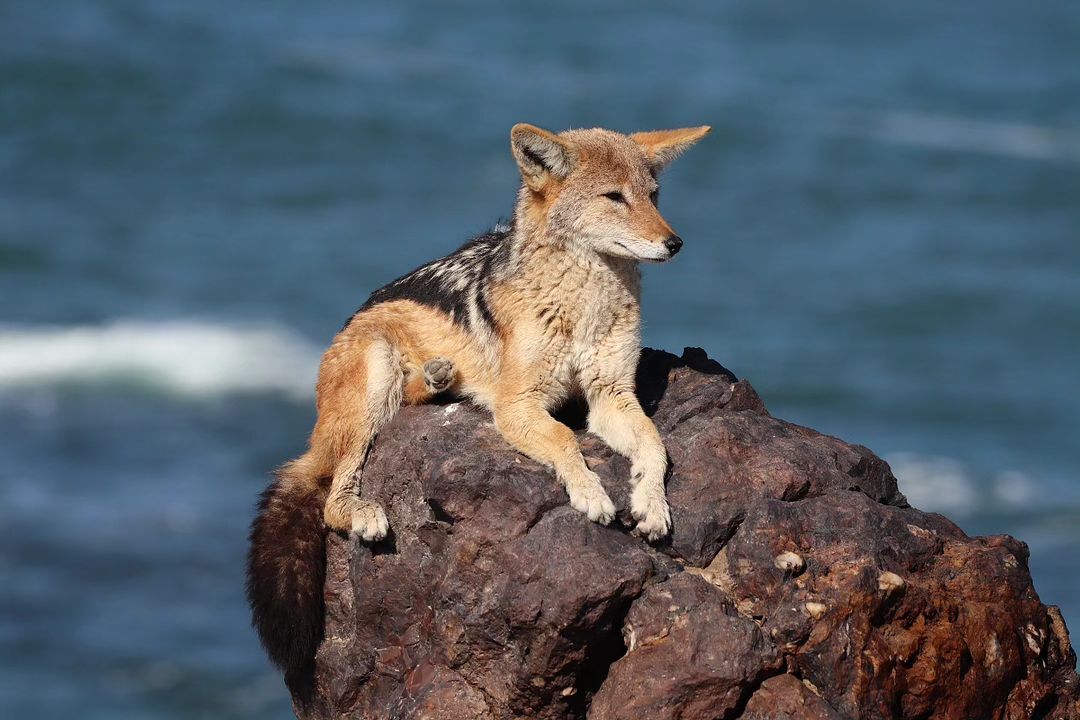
[299,348,1079,719]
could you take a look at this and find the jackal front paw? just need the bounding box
[350,501,389,542]
[566,474,616,525]
[423,357,455,393]
[631,483,671,541]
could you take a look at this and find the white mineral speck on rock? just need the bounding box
[774,551,805,574]
[878,571,905,594]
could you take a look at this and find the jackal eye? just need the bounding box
[649,189,659,206]
[602,191,627,204]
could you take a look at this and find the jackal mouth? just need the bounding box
[614,239,672,263]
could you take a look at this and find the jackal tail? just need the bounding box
[245,453,329,702]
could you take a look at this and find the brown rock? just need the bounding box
[296,348,1079,720]
[742,673,843,720]
[588,573,783,719]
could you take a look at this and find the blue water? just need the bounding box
[2,1,1078,717]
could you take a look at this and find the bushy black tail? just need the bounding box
[246,456,328,704]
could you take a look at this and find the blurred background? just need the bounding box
[1,1,1078,717]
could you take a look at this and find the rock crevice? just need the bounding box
[299,348,1078,720]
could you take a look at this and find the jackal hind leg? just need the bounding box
[403,357,457,404]
[423,357,456,393]
[325,458,389,542]
[320,338,403,541]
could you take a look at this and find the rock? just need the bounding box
[741,673,843,720]
[298,348,1079,720]
[588,573,783,719]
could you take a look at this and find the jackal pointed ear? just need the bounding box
[630,126,711,170]
[511,123,577,190]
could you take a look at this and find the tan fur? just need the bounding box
[297,124,710,541]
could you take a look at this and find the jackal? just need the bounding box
[246,123,710,695]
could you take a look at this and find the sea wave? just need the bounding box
[886,452,1039,515]
[0,321,320,400]
[840,109,1080,162]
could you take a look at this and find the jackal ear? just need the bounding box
[630,126,711,170]
[511,123,577,189]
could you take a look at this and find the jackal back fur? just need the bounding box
[246,123,711,698]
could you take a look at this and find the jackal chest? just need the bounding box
[531,256,641,395]
[540,254,637,334]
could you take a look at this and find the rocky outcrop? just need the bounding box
[299,348,1079,719]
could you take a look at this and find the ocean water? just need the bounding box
[1,1,1078,717]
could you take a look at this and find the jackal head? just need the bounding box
[510,124,710,262]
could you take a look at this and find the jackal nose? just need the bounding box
[664,235,683,255]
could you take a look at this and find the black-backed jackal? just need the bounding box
[247,124,711,697]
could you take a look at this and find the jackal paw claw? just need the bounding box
[568,478,616,525]
[423,357,455,393]
[351,502,389,542]
[631,486,671,541]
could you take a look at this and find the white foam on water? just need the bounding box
[844,109,1080,162]
[887,452,977,514]
[887,452,1045,515]
[0,320,320,400]
[992,470,1038,507]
